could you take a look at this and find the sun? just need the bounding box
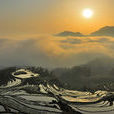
[82,9,93,18]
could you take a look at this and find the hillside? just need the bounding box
[0,66,62,87]
[90,26,114,37]
[53,57,114,91]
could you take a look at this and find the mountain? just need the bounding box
[55,26,114,37]
[52,57,114,90]
[90,26,114,37]
[86,57,114,74]
[55,31,84,37]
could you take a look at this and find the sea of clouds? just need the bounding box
[0,34,114,68]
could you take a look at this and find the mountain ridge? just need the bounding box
[90,26,114,37]
[55,26,114,37]
[55,31,84,37]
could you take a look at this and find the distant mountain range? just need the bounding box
[55,26,114,37]
[55,31,84,37]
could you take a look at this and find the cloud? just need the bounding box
[60,38,82,44]
[87,38,110,43]
[0,35,114,68]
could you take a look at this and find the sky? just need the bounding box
[0,0,114,35]
[0,0,114,68]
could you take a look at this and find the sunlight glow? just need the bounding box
[83,9,93,18]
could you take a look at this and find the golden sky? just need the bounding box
[0,0,114,67]
[0,0,114,36]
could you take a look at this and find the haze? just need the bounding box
[0,0,114,68]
